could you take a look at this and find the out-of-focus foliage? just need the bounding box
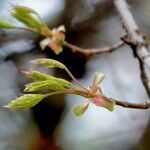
[0,5,65,54]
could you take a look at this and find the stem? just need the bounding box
[45,90,68,97]
[15,27,38,33]
[64,68,88,91]
[114,99,150,109]
[64,41,124,57]
[44,88,89,98]
[44,90,150,109]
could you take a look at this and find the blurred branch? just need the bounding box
[64,41,124,57]
[64,0,113,32]
[133,121,150,150]
[139,60,150,97]
[114,0,150,97]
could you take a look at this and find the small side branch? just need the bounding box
[114,99,150,109]
[64,41,124,57]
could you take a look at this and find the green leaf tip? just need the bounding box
[23,70,71,87]
[0,20,17,29]
[23,70,54,81]
[32,58,66,70]
[24,80,69,92]
[11,4,38,16]
[72,102,89,117]
[93,72,105,86]
[11,4,44,30]
[5,94,45,109]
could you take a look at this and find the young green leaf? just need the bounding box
[11,5,51,37]
[90,72,105,94]
[11,12,42,30]
[32,58,84,89]
[11,5,39,17]
[32,58,66,70]
[72,102,89,117]
[92,72,105,86]
[11,5,44,30]
[24,80,69,92]
[46,26,66,54]
[23,70,54,81]
[5,94,45,109]
[23,71,71,86]
[0,20,17,29]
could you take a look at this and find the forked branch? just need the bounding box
[114,0,150,97]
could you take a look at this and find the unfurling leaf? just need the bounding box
[11,5,38,16]
[56,25,66,33]
[47,25,65,54]
[32,58,66,70]
[39,38,50,50]
[23,71,71,86]
[0,20,17,29]
[12,12,42,30]
[11,5,44,30]
[90,72,105,94]
[92,72,105,86]
[72,102,89,117]
[23,71,53,81]
[24,80,69,92]
[48,37,63,54]
[5,94,45,109]
[51,25,65,41]
[11,5,51,36]
[39,25,65,54]
[92,94,115,111]
[40,37,63,54]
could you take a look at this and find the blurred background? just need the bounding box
[0,0,150,150]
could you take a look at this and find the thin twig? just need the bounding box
[64,41,124,57]
[45,90,150,109]
[64,68,88,91]
[114,99,150,109]
[114,0,150,97]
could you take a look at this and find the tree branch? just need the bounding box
[64,40,124,57]
[114,99,150,109]
[139,60,150,97]
[113,0,150,97]
[114,0,150,68]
